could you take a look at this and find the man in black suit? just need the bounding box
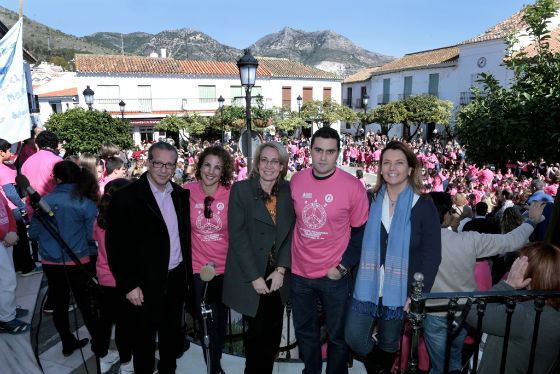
[106,142,192,374]
[463,201,500,234]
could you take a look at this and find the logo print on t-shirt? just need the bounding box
[196,214,222,234]
[216,202,224,210]
[302,200,327,229]
[325,194,333,203]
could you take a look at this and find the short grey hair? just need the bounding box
[148,141,178,162]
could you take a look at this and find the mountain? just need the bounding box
[87,29,242,62]
[0,5,117,69]
[250,27,395,77]
[1,5,394,76]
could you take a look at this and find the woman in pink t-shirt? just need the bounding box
[184,146,234,374]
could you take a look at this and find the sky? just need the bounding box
[3,0,531,57]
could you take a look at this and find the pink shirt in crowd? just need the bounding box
[21,150,61,217]
[290,168,369,279]
[148,178,183,270]
[0,162,18,209]
[184,182,230,274]
[93,221,116,287]
[0,193,16,240]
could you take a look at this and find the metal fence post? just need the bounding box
[407,272,426,374]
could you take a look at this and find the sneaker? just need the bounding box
[62,337,89,357]
[15,306,29,319]
[0,318,30,334]
[118,359,134,374]
[99,350,120,373]
[21,265,42,277]
[42,307,54,315]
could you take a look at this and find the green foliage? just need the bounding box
[46,108,134,155]
[184,113,209,135]
[456,0,560,164]
[49,56,69,70]
[273,105,308,132]
[156,113,209,139]
[300,97,351,127]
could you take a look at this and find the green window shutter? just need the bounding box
[199,85,216,103]
[230,86,243,106]
[383,78,390,104]
[404,76,412,98]
[428,74,439,97]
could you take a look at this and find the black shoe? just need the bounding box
[62,338,89,356]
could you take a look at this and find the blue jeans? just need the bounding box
[290,273,350,374]
[423,314,468,374]
[344,301,404,356]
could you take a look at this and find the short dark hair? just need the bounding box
[36,130,59,150]
[105,157,124,175]
[0,138,11,152]
[428,192,452,224]
[148,142,178,162]
[475,201,488,216]
[99,142,120,159]
[311,127,340,150]
[502,188,514,200]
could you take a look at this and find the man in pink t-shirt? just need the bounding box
[21,131,62,217]
[290,127,369,374]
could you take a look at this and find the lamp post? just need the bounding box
[218,95,225,144]
[237,49,259,172]
[296,94,302,139]
[362,94,369,139]
[83,85,95,110]
[119,100,126,121]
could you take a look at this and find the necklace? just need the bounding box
[387,192,398,207]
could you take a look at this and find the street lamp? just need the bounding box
[83,85,95,110]
[119,100,126,121]
[218,95,225,144]
[362,94,369,139]
[237,49,259,171]
[296,95,303,139]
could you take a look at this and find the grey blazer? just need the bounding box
[222,178,295,317]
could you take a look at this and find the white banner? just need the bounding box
[0,18,31,144]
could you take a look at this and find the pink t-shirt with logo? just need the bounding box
[0,163,17,209]
[184,182,230,274]
[290,168,369,279]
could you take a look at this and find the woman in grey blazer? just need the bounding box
[223,141,295,374]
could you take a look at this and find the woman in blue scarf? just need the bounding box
[345,141,441,374]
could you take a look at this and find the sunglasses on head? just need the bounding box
[204,196,214,219]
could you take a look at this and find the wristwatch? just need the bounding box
[336,264,348,277]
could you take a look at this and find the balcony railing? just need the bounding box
[343,99,352,107]
[460,91,475,105]
[91,97,273,114]
[377,94,391,105]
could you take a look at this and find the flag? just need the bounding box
[0,18,31,143]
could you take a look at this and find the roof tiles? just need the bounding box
[75,54,340,80]
[38,87,78,97]
[371,46,459,75]
[342,67,381,83]
[460,9,526,45]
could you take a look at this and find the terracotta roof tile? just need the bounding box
[518,24,560,57]
[342,67,381,83]
[37,87,78,97]
[372,46,459,75]
[256,57,342,79]
[460,9,526,45]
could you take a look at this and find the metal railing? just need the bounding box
[407,272,560,374]
[343,99,352,107]
[460,92,475,105]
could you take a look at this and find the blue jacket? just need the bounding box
[28,184,97,264]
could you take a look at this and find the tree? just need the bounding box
[339,105,360,133]
[155,114,189,142]
[273,105,308,133]
[403,95,453,139]
[300,97,342,127]
[46,108,134,155]
[49,56,69,71]
[369,101,407,136]
[456,0,560,165]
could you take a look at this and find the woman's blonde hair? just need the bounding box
[248,142,289,183]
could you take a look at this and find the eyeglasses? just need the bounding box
[204,196,214,219]
[150,160,177,170]
[260,157,280,167]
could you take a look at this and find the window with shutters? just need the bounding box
[97,85,120,104]
[404,76,412,98]
[230,86,243,106]
[382,79,390,104]
[251,86,262,106]
[323,87,331,100]
[138,85,152,113]
[199,85,216,103]
[303,87,313,103]
[282,87,291,108]
[428,74,439,97]
[345,87,352,107]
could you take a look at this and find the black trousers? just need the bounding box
[243,291,284,374]
[97,285,133,361]
[12,218,35,273]
[42,262,101,354]
[130,263,187,374]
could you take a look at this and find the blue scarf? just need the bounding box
[352,183,413,320]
